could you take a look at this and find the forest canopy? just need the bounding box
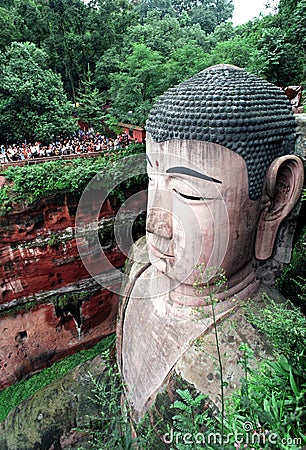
[0,0,304,142]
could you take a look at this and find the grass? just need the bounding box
[0,333,115,421]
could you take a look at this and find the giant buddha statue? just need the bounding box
[117,65,304,425]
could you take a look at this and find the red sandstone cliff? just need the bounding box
[0,189,146,389]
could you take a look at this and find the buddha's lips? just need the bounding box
[148,242,174,259]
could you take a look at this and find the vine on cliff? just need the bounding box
[0,143,146,214]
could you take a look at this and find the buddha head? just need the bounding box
[144,65,304,290]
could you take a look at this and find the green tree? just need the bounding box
[172,0,234,33]
[278,0,306,84]
[0,42,76,143]
[209,21,236,44]
[278,0,299,16]
[163,42,210,86]
[76,68,106,131]
[135,0,175,22]
[0,7,20,51]
[208,35,265,74]
[41,0,90,103]
[86,0,137,58]
[95,48,121,93]
[236,13,304,85]
[108,43,166,125]
[122,10,210,56]
[13,0,49,47]
[123,11,184,54]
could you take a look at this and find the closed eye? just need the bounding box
[173,188,204,201]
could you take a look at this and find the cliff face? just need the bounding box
[0,189,146,389]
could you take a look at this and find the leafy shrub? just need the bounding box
[245,296,306,366]
[78,351,148,449]
[0,143,146,214]
[167,284,306,449]
[276,225,306,313]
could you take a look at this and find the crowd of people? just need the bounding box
[0,129,137,163]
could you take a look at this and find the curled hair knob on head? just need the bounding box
[146,65,296,200]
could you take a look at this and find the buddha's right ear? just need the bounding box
[255,155,304,260]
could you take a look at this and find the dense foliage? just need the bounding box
[0,143,146,213]
[0,0,304,140]
[0,42,76,143]
[276,224,306,313]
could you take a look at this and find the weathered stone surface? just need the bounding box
[118,66,305,427]
[0,286,118,389]
[174,290,278,409]
[0,193,124,304]
[295,113,306,158]
[0,189,146,388]
[0,355,108,450]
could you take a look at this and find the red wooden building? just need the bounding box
[118,123,146,144]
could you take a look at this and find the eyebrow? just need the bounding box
[166,166,222,184]
[146,154,153,167]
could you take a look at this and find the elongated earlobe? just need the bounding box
[255,155,304,260]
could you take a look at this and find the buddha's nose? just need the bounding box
[146,208,173,239]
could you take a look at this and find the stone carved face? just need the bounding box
[146,134,261,287]
[143,65,304,294]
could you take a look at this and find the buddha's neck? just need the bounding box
[166,259,259,319]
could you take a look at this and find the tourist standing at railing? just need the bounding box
[0,128,143,163]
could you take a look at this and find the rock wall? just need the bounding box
[295,114,306,158]
[0,189,146,389]
[0,354,109,450]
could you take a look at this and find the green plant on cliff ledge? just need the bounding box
[169,389,211,450]
[0,298,38,319]
[0,143,146,214]
[52,292,89,311]
[0,334,115,421]
[167,329,305,448]
[78,350,149,450]
[78,351,151,450]
[46,232,62,248]
[245,295,306,367]
[162,260,306,449]
[0,185,12,214]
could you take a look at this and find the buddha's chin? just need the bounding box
[148,255,195,288]
[149,252,168,275]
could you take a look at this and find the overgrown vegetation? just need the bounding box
[0,333,115,421]
[276,224,306,313]
[78,265,306,449]
[0,143,146,214]
[245,296,306,365]
[78,350,147,450]
[0,0,304,140]
[167,337,305,449]
[0,298,38,319]
[166,260,306,449]
[165,295,306,449]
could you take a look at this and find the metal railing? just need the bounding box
[0,151,111,172]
